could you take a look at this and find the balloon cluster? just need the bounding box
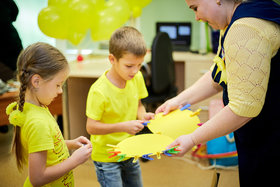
[38,0,152,45]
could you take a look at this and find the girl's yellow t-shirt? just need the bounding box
[21,102,73,187]
[86,71,148,162]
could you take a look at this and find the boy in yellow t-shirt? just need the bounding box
[86,26,154,187]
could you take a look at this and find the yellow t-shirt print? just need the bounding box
[20,103,74,187]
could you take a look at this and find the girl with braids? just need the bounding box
[6,42,92,187]
[156,0,280,186]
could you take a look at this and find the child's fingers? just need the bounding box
[139,124,144,130]
[77,142,83,147]
[86,146,92,154]
[147,113,155,120]
[81,144,92,156]
[84,143,92,149]
[79,136,91,144]
[84,138,91,145]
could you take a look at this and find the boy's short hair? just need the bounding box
[109,26,147,60]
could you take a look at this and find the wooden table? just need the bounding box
[0,91,62,126]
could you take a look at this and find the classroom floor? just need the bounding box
[0,125,239,187]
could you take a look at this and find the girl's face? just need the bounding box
[186,0,229,30]
[110,53,144,82]
[35,67,69,106]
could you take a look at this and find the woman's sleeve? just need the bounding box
[224,18,276,117]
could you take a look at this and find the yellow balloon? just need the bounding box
[139,0,152,8]
[106,0,130,20]
[125,0,152,8]
[48,0,70,7]
[68,30,86,45]
[38,6,69,39]
[91,9,120,40]
[91,0,106,11]
[132,6,142,18]
[125,0,137,8]
[91,0,130,41]
[68,0,95,33]
[125,0,152,18]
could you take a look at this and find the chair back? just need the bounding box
[150,32,175,94]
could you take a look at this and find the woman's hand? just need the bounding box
[155,97,183,115]
[166,134,195,157]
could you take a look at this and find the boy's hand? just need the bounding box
[123,120,144,135]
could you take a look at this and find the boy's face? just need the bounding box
[109,53,144,81]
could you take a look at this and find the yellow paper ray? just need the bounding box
[147,108,200,140]
[114,134,174,158]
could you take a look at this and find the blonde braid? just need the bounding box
[13,70,31,170]
[18,71,29,112]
